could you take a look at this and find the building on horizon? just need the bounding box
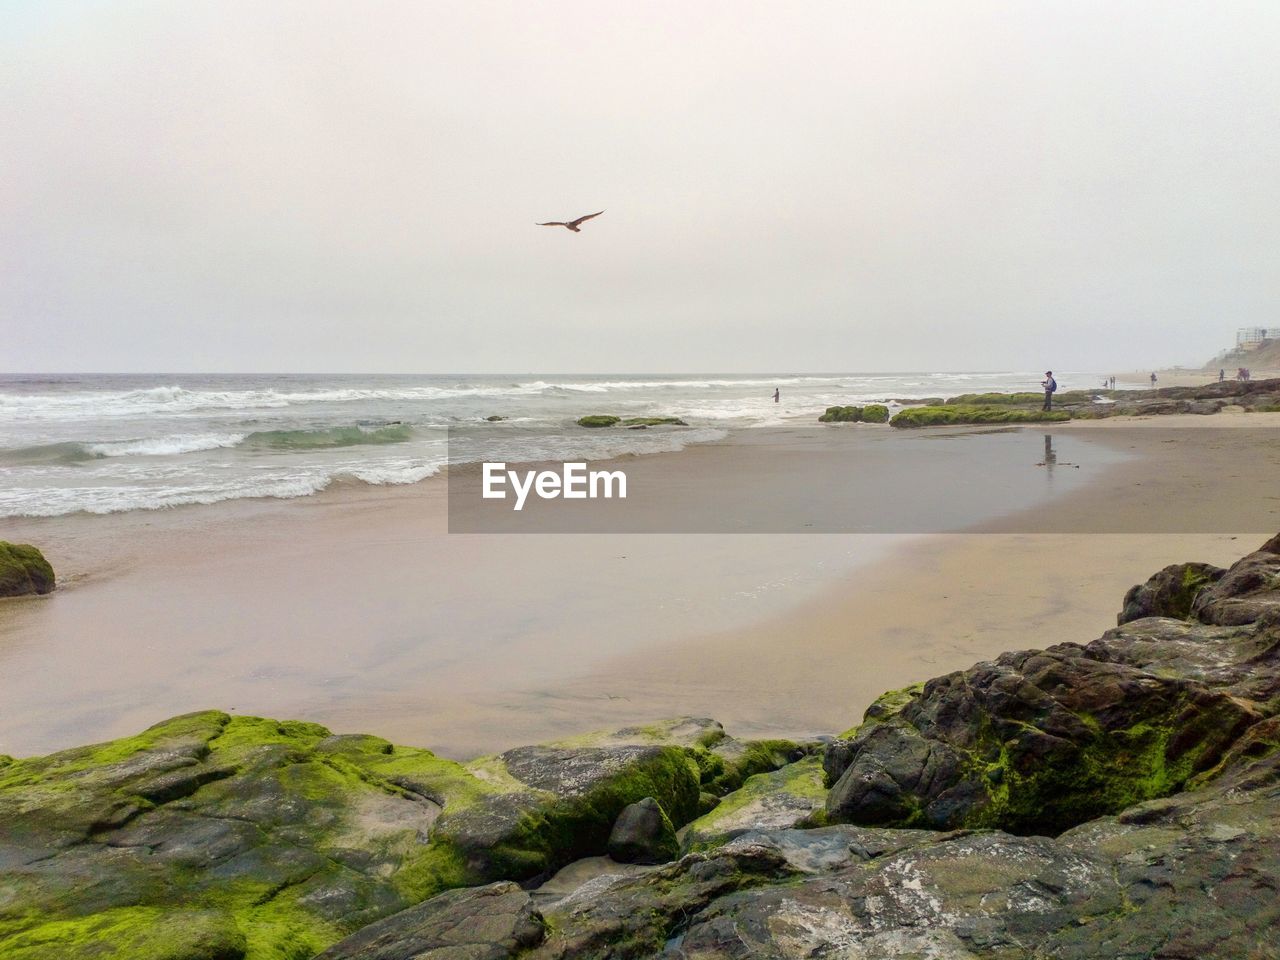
[1236,327,1277,349]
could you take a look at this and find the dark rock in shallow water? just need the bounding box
[0,541,55,597]
[1118,560,1226,624]
[606,797,678,864]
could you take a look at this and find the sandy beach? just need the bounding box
[2,414,1278,758]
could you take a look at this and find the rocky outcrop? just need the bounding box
[817,404,890,424]
[822,535,1280,835]
[679,754,827,852]
[575,416,688,428]
[6,537,1280,958]
[883,378,1280,427]
[0,715,798,959]
[315,882,546,959]
[0,541,55,597]
[1118,560,1226,623]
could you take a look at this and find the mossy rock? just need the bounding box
[484,415,506,422]
[679,755,828,852]
[860,404,889,424]
[620,417,688,427]
[818,405,862,423]
[576,415,621,428]
[0,712,750,959]
[0,541,55,597]
[944,392,1046,406]
[1118,561,1226,624]
[889,404,1071,428]
[825,646,1260,835]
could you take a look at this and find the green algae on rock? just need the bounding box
[889,404,1072,427]
[680,754,827,853]
[575,415,686,428]
[0,713,803,960]
[817,405,862,422]
[620,417,687,427]
[0,541,55,597]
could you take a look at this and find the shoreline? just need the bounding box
[2,415,1278,758]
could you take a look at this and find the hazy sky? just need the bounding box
[2,1,1278,373]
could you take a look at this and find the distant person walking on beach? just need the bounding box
[1041,371,1057,410]
[1219,368,1226,382]
[1110,376,1116,390]
[1150,372,1158,387]
[772,388,780,403]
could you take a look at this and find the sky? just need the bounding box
[2,1,1278,374]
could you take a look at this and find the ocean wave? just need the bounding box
[0,433,246,465]
[0,475,339,518]
[86,433,247,457]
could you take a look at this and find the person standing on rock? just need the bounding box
[1041,371,1057,411]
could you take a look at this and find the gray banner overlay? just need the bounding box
[446,426,1280,534]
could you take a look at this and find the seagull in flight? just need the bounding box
[537,210,604,232]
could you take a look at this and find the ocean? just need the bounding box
[0,371,1117,518]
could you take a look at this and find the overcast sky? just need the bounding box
[2,1,1277,373]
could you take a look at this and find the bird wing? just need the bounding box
[537,221,568,227]
[568,210,604,227]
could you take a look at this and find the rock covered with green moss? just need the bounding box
[332,737,1280,958]
[620,416,687,427]
[0,541,55,597]
[9,536,1280,958]
[1118,560,1226,623]
[817,403,890,424]
[817,405,863,422]
[0,714,801,959]
[823,534,1280,835]
[679,754,827,852]
[889,404,1071,427]
[575,415,688,428]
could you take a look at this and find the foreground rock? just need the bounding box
[0,715,798,958]
[822,534,1280,834]
[606,797,678,863]
[7,537,1280,958]
[316,882,546,960]
[326,739,1280,958]
[0,541,55,597]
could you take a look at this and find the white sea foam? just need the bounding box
[85,433,247,457]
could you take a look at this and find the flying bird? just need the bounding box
[537,210,604,232]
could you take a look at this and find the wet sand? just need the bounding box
[1,415,1278,758]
